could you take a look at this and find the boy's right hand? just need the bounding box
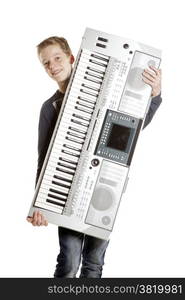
[26,210,48,226]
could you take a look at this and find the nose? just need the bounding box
[48,61,58,72]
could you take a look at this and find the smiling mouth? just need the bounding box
[52,70,62,76]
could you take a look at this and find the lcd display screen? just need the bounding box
[106,123,132,152]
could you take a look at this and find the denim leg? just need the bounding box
[79,235,109,278]
[54,227,84,278]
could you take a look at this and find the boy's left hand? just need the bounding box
[142,65,161,97]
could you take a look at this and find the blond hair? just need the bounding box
[37,36,72,56]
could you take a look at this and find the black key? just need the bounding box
[85,71,103,80]
[87,66,105,75]
[69,125,86,134]
[53,176,71,188]
[57,161,76,170]
[75,105,93,115]
[52,173,72,182]
[49,188,68,197]
[56,166,74,175]
[67,130,85,139]
[61,149,80,157]
[91,53,109,63]
[89,58,107,67]
[72,113,90,122]
[76,100,95,110]
[77,96,95,105]
[80,88,98,98]
[71,118,89,127]
[46,199,64,207]
[66,136,84,145]
[84,75,102,85]
[81,83,100,92]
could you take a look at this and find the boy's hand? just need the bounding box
[142,65,161,97]
[27,210,48,226]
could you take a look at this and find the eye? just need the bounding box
[56,56,61,61]
[43,61,48,67]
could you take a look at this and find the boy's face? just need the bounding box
[39,44,74,84]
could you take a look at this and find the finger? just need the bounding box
[26,217,33,223]
[36,211,42,226]
[32,210,39,226]
[41,213,48,226]
[44,219,48,226]
[149,65,161,76]
[142,73,156,84]
[143,69,156,80]
[142,77,154,87]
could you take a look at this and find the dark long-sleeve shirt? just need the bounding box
[35,90,162,186]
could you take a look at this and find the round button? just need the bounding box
[102,216,111,225]
[123,43,129,49]
[91,158,100,167]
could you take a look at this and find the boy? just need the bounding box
[27,36,162,277]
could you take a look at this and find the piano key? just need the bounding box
[87,66,105,75]
[68,125,87,135]
[44,168,73,185]
[83,75,102,85]
[82,49,109,61]
[78,60,106,74]
[56,166,74,176]
[61,149,80,157]
[90,53,109,63]
[75,66,103,82]
[55,138,83,151]
[49,188,68,197]
[80,51,109,66]
[58,156,78,166]
[48,161,76,174]
[67,130,85,140]
[52,180,71,189]
[76,100,95,110]
[63,143,81,152]
[58,154,79,165]
[57,118,88,134]
[72,113,91,122]
[43,175,71,189]
[77,96,96,105]
[35,199,63,213]
[40,187,67,201]
[50,151,79,164]
[60,102,93,120]
[81,83,100,92]
[45,166,74,180]
[46,199,65,207]
[71,118,89,128]
[37,193,65,207]
[70,89,97,103]
[80,88,98,98]
[65,136,84,145]
[79,57,107,70]
[85,70,103,80]
[73,73,101,89]
[57,162,76,171]
[40,183,71,197]
[47,193,67,202]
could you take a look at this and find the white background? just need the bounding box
[0,0,184,277]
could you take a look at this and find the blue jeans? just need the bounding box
[54,227,109,278]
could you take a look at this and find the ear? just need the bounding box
[70,55,75,64]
